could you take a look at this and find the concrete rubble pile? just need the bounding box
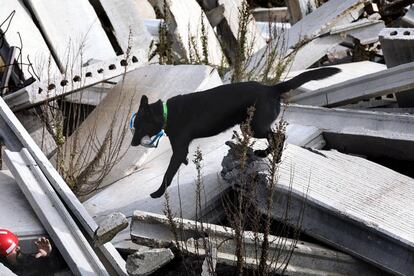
[1,0,414,275]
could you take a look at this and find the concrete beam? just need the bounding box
[221,143,414,275]
[24,0,116,71]
[286,0,318,24]
[0,1,60,80]
[4,149,108,276]
[286,61,386,94]
[131,210,382,275]
[93,0,153,56]
[251,7,289,22]
[0,263,16,276]
[217,0,266,57]
[331,19,385,45]
[155,0,225,66]
[3,52,145,111]
[249,0,366,72]
[0,96,127,275]
[0,170,44,238]
[379,28,414,107]
[282,104,414,161]
[126,248,174,276]
[290,61,414,107]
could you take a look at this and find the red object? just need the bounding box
[0,229,19,256]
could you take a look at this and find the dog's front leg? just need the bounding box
[150,145,189,198]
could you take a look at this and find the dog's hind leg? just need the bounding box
[253,129,285,161]
[150,142,190,198]
[251,102,285,160]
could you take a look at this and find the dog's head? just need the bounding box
[130,95,163,147]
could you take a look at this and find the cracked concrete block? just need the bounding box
[379,28,414,107]
[94,212,128,247]
[126,248,174,276]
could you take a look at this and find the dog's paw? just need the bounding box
[254,149,268,158]
[150,189,165,199]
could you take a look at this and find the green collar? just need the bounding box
[162,102,168,129]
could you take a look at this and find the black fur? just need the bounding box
[131,67,341,198]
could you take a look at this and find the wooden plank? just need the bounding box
[4,149,108,276]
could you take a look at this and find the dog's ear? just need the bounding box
[140,95,148,106]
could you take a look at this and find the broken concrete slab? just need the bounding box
[379,28,414,107]
[131,210,383,275]
[16,110,56,157]
[63,65,222,196]
[0,263,16,276]
[401,5,414,26]
[217,0,266,58]
[289,34,345,71]
[94,212,129,247]
[0,170,44,238]
[379,28,414,68]
[291,18,385,70]
[286,0,318,24]
[4,149,109,276]
[0,1,60,80]
[285,124,325,149]
[154,0,225,66]
[3,52,144,111]
[251,7,289,22]
[248,0,367,73]
[83,126,232,220]
[290,61,414,107]
[340,19,385,45]
[282,104,414,161]
[94,0,153,57]
[24,0,116,70]
[126,248,174,276]
[221,143,414,275]
[286,61,386,94]
[0,95,127,275]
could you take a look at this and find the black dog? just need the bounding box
[131,67,340,198]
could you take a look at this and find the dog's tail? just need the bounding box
[280,67,341,92]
